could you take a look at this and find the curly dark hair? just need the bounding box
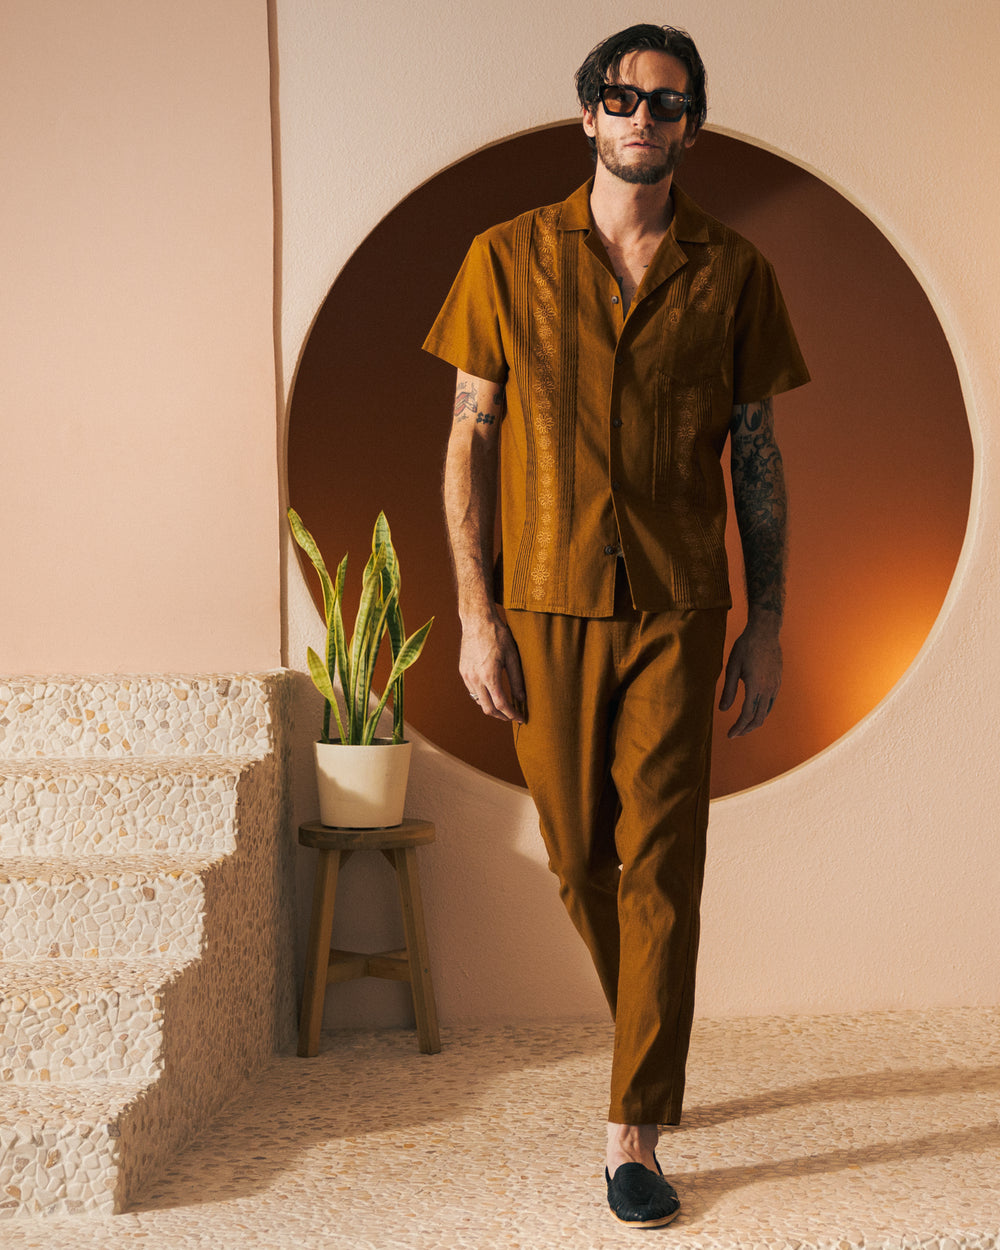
[575,23,708,153]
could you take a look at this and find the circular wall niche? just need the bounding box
[287,123,972,798]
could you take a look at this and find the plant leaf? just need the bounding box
[373,511,397,577]
[384,618,434,688]
[307,647,345,742]
[350,543,388,741]
[363,616,432,743]
[287,508,336,625]
[290,508,348,743]
[306,647,336,703]
[357,583,399,743]
[359,589,404,743]
[331,554,350,729]
[369,513,400,632]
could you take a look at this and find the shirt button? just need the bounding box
[603,545,616,555]
[611,479,621,491]
[611,295,619,305]
[612,417,623,428]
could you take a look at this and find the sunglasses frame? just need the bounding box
[597,83,692,123]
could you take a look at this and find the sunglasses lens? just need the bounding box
[600,85,688,121]
[601,86,638,115]
[650,93,688,121]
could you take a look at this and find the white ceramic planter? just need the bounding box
[313,738,413,828]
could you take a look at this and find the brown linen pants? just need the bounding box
[507,575,727,1126]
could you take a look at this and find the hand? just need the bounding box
[460,609,526,723]
[719,610,782,738]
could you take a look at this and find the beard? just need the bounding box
[595,128,686,186]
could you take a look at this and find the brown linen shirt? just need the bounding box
[424,179,810,615]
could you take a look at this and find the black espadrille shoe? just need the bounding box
[605,1161,680,1228]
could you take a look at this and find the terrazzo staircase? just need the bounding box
[0,673,295,1218]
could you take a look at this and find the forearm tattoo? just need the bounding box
[453,378,503,427]
[730,397,787,617]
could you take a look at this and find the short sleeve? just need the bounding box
[422,233,509,384]
[731,253,810,404]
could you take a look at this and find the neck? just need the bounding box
[588,163,675,246]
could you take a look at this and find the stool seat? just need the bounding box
[298,818,436,852]
[297,817,441,1057]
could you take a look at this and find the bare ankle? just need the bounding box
[606,1122,659,1172]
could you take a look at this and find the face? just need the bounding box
[583,50,698,187]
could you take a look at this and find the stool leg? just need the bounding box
[392,845,441,1054]
[298,847,341,1057]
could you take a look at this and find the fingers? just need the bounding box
[721,627,781,737]
[718,653,741,712]
[460,617,527,723]
[463,648,526,723]
[468,684,524,722]
[468,679,518,722]
[726,690,775,739]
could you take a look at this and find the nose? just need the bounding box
[631,98,655,127]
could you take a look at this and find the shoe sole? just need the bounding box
[608,1206,680,1229]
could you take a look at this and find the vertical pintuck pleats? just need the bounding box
[510,209,579,612]
[510,212,537,607]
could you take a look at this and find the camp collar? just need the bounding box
[556,178,711,244]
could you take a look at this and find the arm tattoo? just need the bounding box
[479,389,504,426]
[454,378,503,427]
[453,381,478,423]
[730,397,787,617]
[453,380,500,426]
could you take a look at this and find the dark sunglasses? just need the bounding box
[598,83,692,123]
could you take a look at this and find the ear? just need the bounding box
[683,123,699,150]
[582,103,597,139]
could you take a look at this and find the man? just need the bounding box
[424,23,809,1229]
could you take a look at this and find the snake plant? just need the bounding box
[288,508,433,745]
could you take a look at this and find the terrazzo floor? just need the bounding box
[3,1007,998,1249]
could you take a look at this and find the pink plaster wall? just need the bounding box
[0,2,280,673]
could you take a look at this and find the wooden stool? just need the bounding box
[297,818,441,1056]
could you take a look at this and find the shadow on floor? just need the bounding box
[684,1062,1000,1129]
[676,1114,1000,1224]
[131,1025,1000,1228]
[129,1021,614,1213]
[669,1060,1000,1224]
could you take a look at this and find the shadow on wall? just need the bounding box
[286,124,972,798]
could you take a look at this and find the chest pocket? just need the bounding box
[652,310,731,510]
[660,309,730,380]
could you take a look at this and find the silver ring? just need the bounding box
[469,692,479,702]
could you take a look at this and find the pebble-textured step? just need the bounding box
[0,675,280,760]
[0,671,294,1218]
[0,1080,151,1217]
[0,756,250,856]
[0,959,181,1085]
[0,855,220,962]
